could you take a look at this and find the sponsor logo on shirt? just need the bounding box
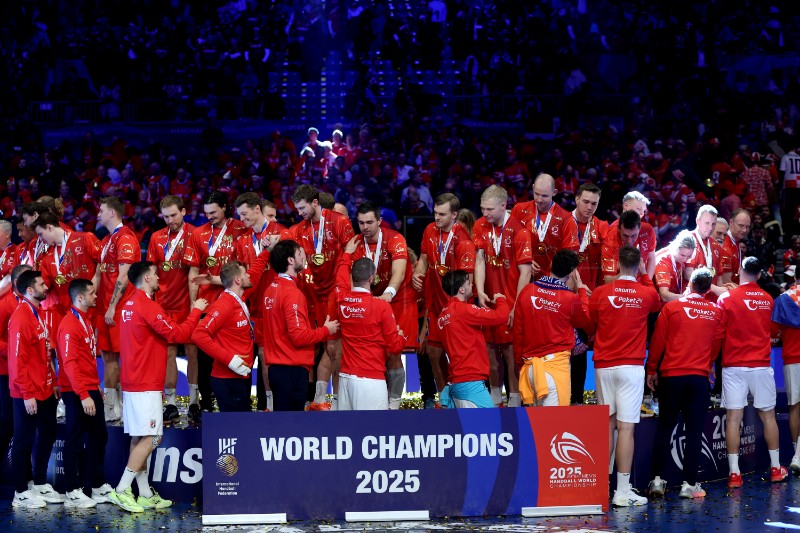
[531,296,561,312]
[683,307,716,320]
[743,299,771,311]
[607,295,644,309]
[340,305,366,319]
[121,310,134,322]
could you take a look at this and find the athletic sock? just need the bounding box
[135,471,152,498]
[387,368,405,410]
[769,449,781,469]
[189,384,199,406]
[116,468,137,493]
[104,388,116,407]
[314,381,327,404]
[507,392,521,407]
[490,387,501,407]
[164,388,177,406]
[331,394,338,411]
[728,453,740,474]
[617,472,631,493]
[265,391,273,412]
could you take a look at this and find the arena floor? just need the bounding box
[2,477,800,532]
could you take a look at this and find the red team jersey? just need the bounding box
[654,251,686,295]
[473,215,533,302]
[185,218,248,301]
[589,276,661,368]
[119,289,202,392]
[8,299,54,401]
[146,222,196,315]
[685,231,722,276]
[419,223,476,317]
[574,216,607,291]
[193,291,258,380]
[97,225,141,315]
[38,230,101,317]
[720,232,744,283]
[56,307,99,399]
[717,283,773,368]
[438,297,510,383]
[0,292,20,375]
[510,201,578,276]
[601,221,657,277]
[0,243,16,278]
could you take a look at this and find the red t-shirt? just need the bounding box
[8,299,54,400]
[0,243,17,278]
[646,294,724,378]
[718,283,773,368]
[601,221,657,276]
[510,201,578,276]
[234,221,290,319]
[349,229,415,305]
[193,291,257,380]
[420,223,476,316]
[185,218,248,301]
[720,232,743,283]
[98,225,141,313]
[575,216,607,291]
[589,276,661,368]
[119,289,202,392]
[56,307,99,399]
[146,222,196,314]
[685,231,723,276]
[38,230,101,316]
[439,296,510,383]
[513,279,593,363]
[654,250,686,295]
[337,288,406,380]
[473,215,533,302]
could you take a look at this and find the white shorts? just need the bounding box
[535,372,559,407]
[122,391,164,436]
[338,373,388,411]
[784,363,800,406]
[595,366,645,423]
[721,367,777,411]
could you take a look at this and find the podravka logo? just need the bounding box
[216,438,239,477]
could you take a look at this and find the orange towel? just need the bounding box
[519,350,572,406]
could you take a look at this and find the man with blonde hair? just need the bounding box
[654,230,696,302]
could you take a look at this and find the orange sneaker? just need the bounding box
[728,472,743,488]
[306,401,331,411]
[771,466,789,483]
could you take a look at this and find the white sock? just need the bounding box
[165,388,177,406]
[104,388,116,407]
[490,388,501,407]
[189,384,199,406]
[507,392,521,407]
[314,381,327,404]
[135,470,152,498]
[116,467,137,492]
[331,395,338,411]
[728,453,740,474]
[265,391,273,412]
[387,368,405,406]
[769,449,780,469]
[795,436,800,458]
[617,472,631,493]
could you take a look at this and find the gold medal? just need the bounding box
[99,264,106,273]
[162,261,172,272]
[311,253,325,266]
[577,253,587,263]
[55,274,67,285]
[537,244,547,254]
[436,264,450,277]
[372,276,380,286]
[206,256,218,267]
[709,267,716,278]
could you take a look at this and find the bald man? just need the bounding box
[510,174,578,278]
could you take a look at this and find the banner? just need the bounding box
[202,406,609,524]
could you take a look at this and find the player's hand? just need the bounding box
[53,385,61,401]
[191,273,213,286]
[82,396,96,416]
[709,368,716,386]
[412,272,425,291]
[262,234,281,250]
[477,292,490,307]
[104,307,116,325]
[639,258,647,275]
[377,293,392,302]
[507,308,514,328]
[324,315,339,335]
[193,298,209,312]
[345,236,359,255]
[646,373,658,391]
[723,282,738,290]
[530,261,541,277]
[397,328,406,339]
[228,355,251,377]
[24,398,37,415]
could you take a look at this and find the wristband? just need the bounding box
[383,286,397,300]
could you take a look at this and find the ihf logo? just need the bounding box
[216,438,239,477]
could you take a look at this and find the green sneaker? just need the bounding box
[108,488,144,513]
[137,488,172,509]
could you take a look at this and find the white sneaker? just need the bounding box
[91,483,114,503]
[612,488,648,507]
[56,399,66,419]
[12,490,46,508]
[791,456,800,475]
[648,477,666,497]
[678,481,706,499]
[32,483,65,503]
[64,489,97,508]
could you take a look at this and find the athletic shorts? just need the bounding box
[721,366,776,411]
[96,310,122,353]
[252,316,264,344]
[312,296,340,342]
[122,391,163,436]
[338,373,388,411]
[595,365,645,423]
[484,323,512,345]
[391,299,419,350]
[427,310,443,348]
[164,310,191,345]
[785,363,800,406]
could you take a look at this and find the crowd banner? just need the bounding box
[201,406,610,526]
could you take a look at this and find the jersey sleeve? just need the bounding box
[513,227,533,263]
[601,242,618,275]
[184,230,203,267]
[654,260,673,289]
[388,233,409,261]
[116,234,141,265]
[561,216,579,250]
[191,301,234,365]
[455,239,476,272]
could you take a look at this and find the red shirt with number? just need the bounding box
[147,222,195,314]
[510,201,578,276]
[473,215,533,301]
[419,222,476,316]
[185,218,248,301]
[8,299,54,400]
[56,307,99,399]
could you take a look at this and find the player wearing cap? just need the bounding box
[718,257,787,488]
[514,250,593,407]
[473,185,532,407]
[108,262,207,513]
[646,269,724,500]
[589,246,660,507]
[653,230,696,302]
[510,173,579,278]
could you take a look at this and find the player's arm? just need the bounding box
[104,263,131,325]
[474,249,488,307]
